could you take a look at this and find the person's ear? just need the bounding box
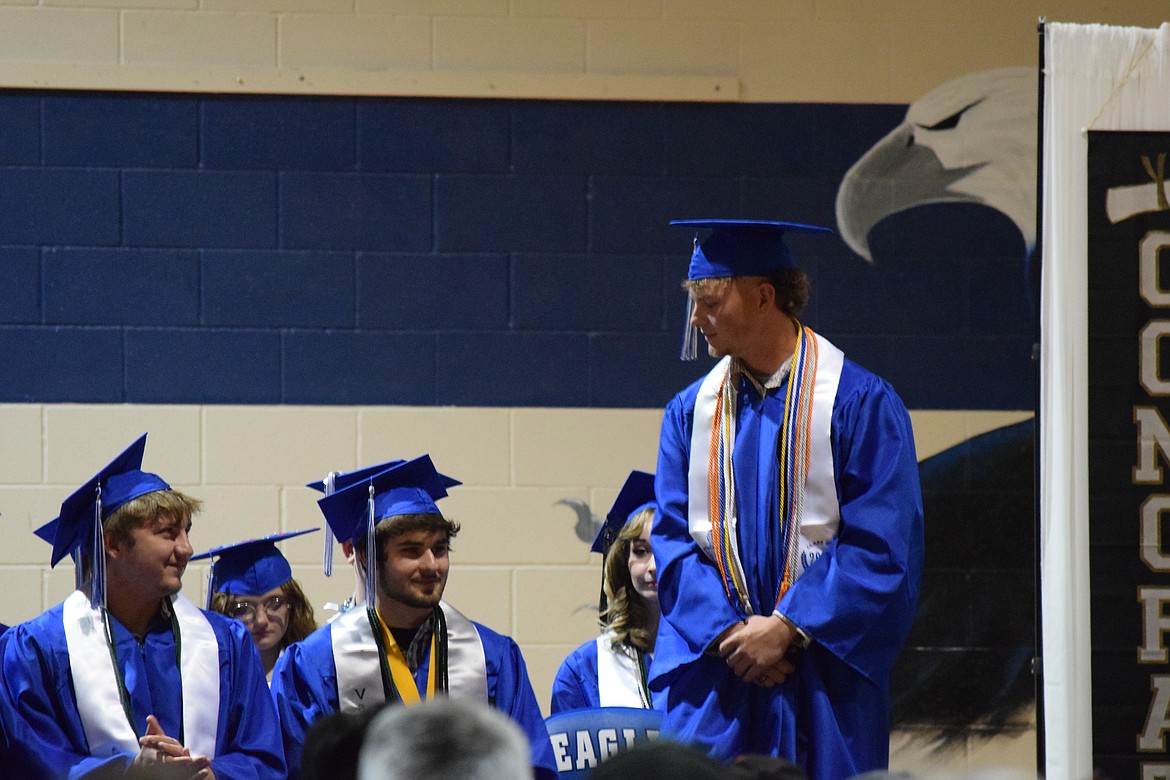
[103,526,123,558]
[755,278,776,311]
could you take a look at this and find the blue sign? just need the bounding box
[544,707,663,778]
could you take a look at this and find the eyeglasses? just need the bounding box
[228,596,289,622]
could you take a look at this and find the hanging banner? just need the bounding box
[1087,130,1170,780]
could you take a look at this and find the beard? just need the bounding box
[377,569,447,611]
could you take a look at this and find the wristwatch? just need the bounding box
[774,611,811,649]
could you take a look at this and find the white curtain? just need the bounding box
[1041,21,1170,780]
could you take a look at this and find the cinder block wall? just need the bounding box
[0,1,1163,776]
[0,1,1163,102]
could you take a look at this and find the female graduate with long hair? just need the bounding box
[551,470,660,712]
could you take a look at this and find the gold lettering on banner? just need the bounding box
[1143,762,1170,780]
[1139,232,1170,307]
[1134,407,1170,483]
[1142,155,1169,211]
[1141,322,1170,395]
[1139,587,1170,662]
[1139,674,1170,751]
[1140,497,1170,572]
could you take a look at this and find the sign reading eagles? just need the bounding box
[544,706,661,779]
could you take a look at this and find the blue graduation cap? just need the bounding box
[49,434,172,567]
[308,459,461,576]
[306,459,404,494]
[317,455,454,545]
[308,460,458,540]
[670,219,833,360]
[192,528,319,607]
[316,455,457,606]
[308,459,408,578]
[591,471,656,555]
[669,219,833,281]
[46,433,172,607]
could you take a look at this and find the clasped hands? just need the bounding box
[716,613,798,689]
[130,715,216,780]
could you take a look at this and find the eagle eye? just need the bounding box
[918,99,984,132]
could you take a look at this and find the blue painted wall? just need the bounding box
[0,92,1033,410]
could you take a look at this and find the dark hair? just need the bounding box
[682,270,810,318]
[588,741,727,780]
[764,268,810,318]
[302,705,386,780]
[355,513,461,562]
[727,754,810,780]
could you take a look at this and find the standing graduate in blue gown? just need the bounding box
[651,221,924,780]
[551,470,660,713]
[0,434,286,780]
[270,455,558,780]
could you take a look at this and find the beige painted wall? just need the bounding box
[0,0,1162,103]
[0,403,1032,775]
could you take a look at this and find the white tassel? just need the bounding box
[90,486,106,611]
[364,486,377,605]
[322,472,337,577]
[680,294,699,361]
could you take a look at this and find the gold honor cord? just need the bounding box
[775,326,816,605]
[707,325,819,614]
[370,608,438,705]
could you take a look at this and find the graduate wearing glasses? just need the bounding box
[194,529,319,684]
[551,470,661,714]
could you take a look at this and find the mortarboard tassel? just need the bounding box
[89,485,106,611]
[322,472,337,578]
[680,234,701,361]
[680,293,699,361]
[364,485,377,608]
[205,559,216,609]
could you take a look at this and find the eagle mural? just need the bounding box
[836,67,1037,260]
[837,67,1039,747]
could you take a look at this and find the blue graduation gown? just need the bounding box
[551,638,604,713]
[550,636,656,714]
[652,355,924,780]
[0,602,287,780]
[270,615,559,780]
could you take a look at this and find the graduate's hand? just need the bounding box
[718,614,797,687]
[131,714,213,779]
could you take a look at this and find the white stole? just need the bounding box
[63,590,221,760]
[595,633,648,708]
[332,601,488,712]
[687,331,846,599]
